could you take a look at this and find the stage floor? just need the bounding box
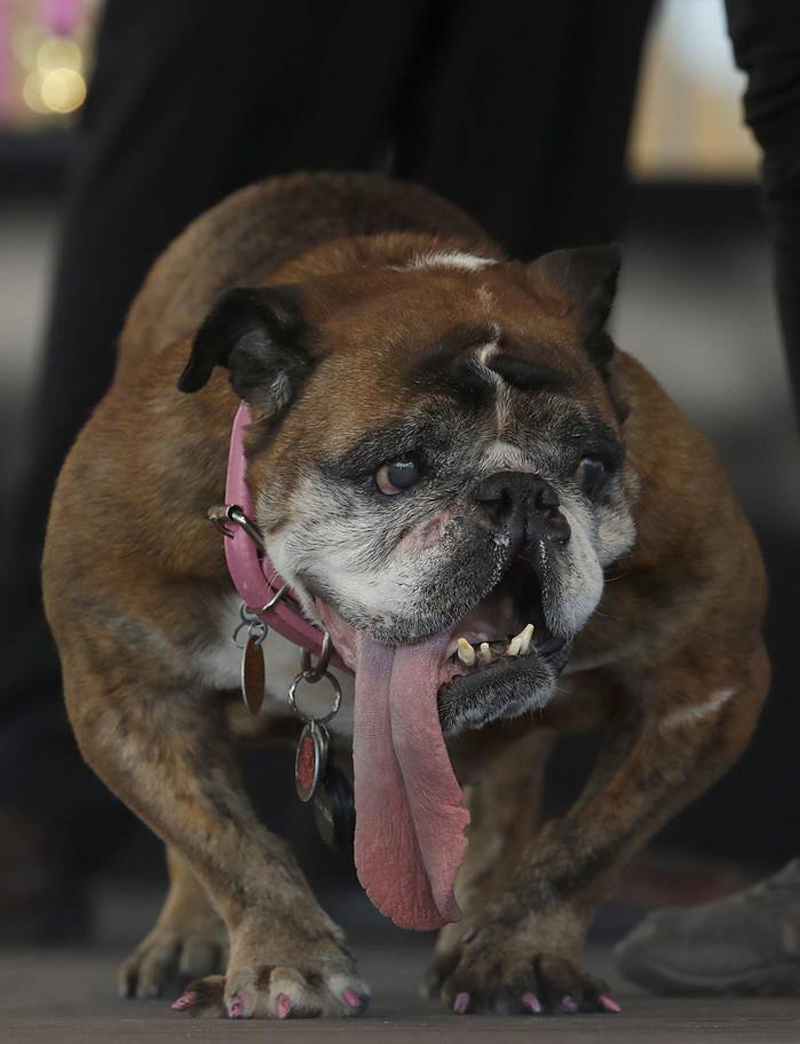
[3,936,799,1044]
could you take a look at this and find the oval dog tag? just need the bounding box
[241,633,265,715]
[313,764,356,851]
[295,721,328,803]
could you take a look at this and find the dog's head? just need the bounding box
[179,244,637,734]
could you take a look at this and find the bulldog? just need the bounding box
[42,171,768,1019]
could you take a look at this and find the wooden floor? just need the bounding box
[3,936,799,1044]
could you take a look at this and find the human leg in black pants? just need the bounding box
[394,0,655,259]
[615,0,800,997]
[725,0,800,411]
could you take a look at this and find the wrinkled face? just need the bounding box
[183,251,638,733]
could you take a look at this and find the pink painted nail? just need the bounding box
[453,991,470,1014]
[276,993,293,1019]
[521,991,542,1014]
[599,994,622,1013]
[170,990,197,1011]
[342,987,361,1009]
[461,927,477,944]
[228,996,244,1019]
[560,994,578,1013]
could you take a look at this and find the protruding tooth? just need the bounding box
[457,638,476,666]
[518,623,535,655]
[479,642,492,664]
[508,623,534,657]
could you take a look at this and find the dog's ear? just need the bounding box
[177,285,312,411]
[526,245,621,371]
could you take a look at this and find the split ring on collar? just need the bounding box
[288,665,342,725]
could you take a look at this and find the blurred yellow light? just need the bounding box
[22,71,47,113]
[37,37,83,74]
[40,68,86,114]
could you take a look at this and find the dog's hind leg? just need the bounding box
[118,845,227,998]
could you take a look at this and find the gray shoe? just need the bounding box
[615,859,800,996]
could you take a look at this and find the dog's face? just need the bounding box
[180,245,637,733]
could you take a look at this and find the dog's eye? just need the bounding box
[574,456,607,500]
[375,458,421,495]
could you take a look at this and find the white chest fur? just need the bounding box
[196,594,355,737]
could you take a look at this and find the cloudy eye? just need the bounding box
[574,456,607,501]
[375,458,421,495]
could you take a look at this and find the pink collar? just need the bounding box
[220,403,347,670]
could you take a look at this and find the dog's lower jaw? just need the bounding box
[439,685,551,735]
[437,643,570,735]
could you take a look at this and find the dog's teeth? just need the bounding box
[518,623,534,655]
[457,638,476,666]
[508,623,534,657]
[479,642,492,664]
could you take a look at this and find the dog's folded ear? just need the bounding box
[177,285,312,411]
[526,245,621,370]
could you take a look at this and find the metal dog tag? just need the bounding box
[241,633,266,715]
[295,720,329,802]
[313,764,356,851]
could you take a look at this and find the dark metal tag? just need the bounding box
[313,764,356,851]
[295,720,328,803]
[241,633,265,715]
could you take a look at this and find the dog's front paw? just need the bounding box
[170,920,370,1019]
[119,911,227,999]
[425,914,620,1016]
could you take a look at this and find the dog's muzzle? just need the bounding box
[472,470,572,550]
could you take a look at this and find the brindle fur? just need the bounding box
[43,171,768,1017]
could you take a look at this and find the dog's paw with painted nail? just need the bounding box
[426,914,621,1016]
[170,943,369,1019]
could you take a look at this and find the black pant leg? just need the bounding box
[0,0,325,898]
[726,0,800,416]
[1,0,432,718]
[0,0,429,872]
[393,0,655,259]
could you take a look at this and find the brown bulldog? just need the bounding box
[42,171,768,1019]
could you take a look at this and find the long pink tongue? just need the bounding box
[353,632,469,930]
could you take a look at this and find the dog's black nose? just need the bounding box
[472,471,571,546]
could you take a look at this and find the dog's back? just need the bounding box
[118,171,495,368]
